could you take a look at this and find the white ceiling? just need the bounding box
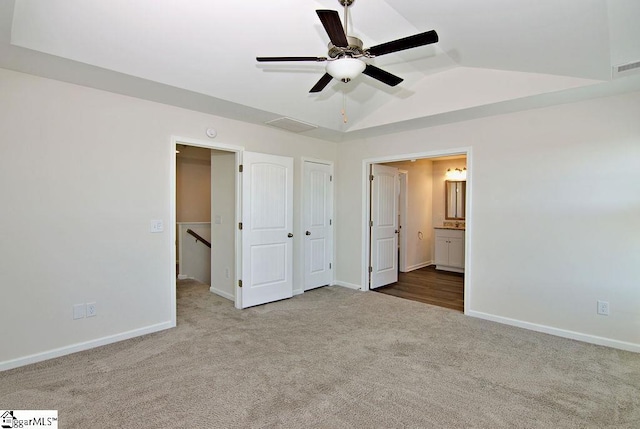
[2,0,640,141]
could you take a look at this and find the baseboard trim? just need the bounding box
[293,289,304,296]
[403,261,433,272]
[332,281,363,291]
[177,274,189,280]
[209,287,233,301]
[467,310,640,353]
[0,321,174,372]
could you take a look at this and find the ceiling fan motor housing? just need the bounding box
[328,36,365,59]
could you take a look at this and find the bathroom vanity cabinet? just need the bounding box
[434,228,465,273]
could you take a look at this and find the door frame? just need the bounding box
[170,135,244,321]
[300,158,335,292]
[361,147,473,314]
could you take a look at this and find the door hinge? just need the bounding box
[369,266,373,273]
[370,220,373,227]
[330,175,333,182]
[239,164,243,173]
[238,280,243,288]
[329,219,332,226]
[329,263,332,269]
[370,174,374,181]
[238,222,243,230]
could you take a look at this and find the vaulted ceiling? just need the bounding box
[2,0,640,141]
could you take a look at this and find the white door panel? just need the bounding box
[241,152,293,308]
[370,164,399,289]
[303,161,332,291]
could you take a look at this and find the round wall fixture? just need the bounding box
[206,128,217,138]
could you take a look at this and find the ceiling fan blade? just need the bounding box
[367,30,439,57]
[316,10,349,47]
[257,56,327,62]
[363,65,403,87]
[309,73,334,93]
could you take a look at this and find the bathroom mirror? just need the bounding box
[445,181,466,220]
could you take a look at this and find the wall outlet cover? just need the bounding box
[597,300,610,316]
[86,302,97,317]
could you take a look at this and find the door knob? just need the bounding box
[288,233,293,238]
[305,231,311,236]
[395,230,399,234]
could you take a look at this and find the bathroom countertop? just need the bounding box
[434,226,466,231]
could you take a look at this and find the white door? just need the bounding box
[303,161,333,291]
[370,164,399,289]
[240,152,294,308]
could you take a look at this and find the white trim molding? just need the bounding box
[403,261,433,272]
[0,321,174,372]
[210,287,234,301]
[468,310,640,353]
[332,281,363,291]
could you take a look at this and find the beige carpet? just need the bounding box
[1,280,639,428]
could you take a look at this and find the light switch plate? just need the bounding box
[73,303,86,320]
[150,219,164,233]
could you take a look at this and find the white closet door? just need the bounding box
[240,152,294,308]
[303,161,332,291]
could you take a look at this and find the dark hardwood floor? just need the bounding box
[374,265,464,312]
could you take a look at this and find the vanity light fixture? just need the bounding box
[445,167,467,181]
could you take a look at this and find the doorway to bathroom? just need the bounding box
[365,152,469,313]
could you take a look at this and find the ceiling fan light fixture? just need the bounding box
[326,57,366,82]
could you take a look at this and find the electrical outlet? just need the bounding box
[73,304,86,320]
[86,302,97,317]
[597,300,610,316]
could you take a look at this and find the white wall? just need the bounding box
[177,222,211,283]
[176,151,211,223]
[335,91,640,350]
[0,68,337,368]
[210,152,236,300]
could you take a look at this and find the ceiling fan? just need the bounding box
[256,0,439,93]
